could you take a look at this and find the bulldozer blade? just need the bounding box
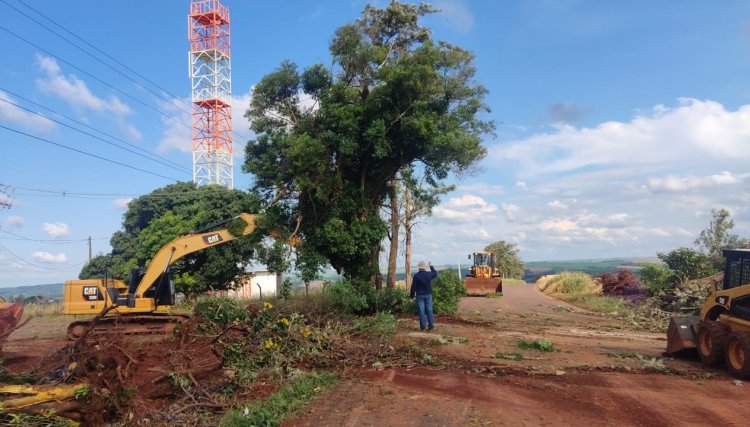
[665,315,700,355]
[464,277,502,296]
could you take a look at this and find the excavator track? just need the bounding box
[67,313,190,340]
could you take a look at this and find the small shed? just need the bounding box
[229,271,282,300]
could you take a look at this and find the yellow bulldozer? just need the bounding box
[464,251,503,296]
[63,213,257,338]
[666,248,750,378]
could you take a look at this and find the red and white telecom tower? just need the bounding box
[188,0,233,188]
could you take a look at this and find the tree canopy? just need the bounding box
[243,1,494,282]
[694,208,749,270]
[79,182,264,296]
[484,241,525,279]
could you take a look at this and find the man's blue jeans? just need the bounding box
[416,294,434,330]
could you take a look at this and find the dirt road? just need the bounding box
[288,284,749,426]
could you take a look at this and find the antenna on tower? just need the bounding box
[188,0,233,188]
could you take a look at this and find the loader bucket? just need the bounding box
[0,302,24,351]
[464,277,502,296]
[665,315,700,355]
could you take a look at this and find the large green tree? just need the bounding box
[694,208,749,269]
[484,241,525,280]
[243,1,493,282]
[656,247,715,285]
[79,183,265,297]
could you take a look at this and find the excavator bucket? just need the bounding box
[465,277,503,296]
[665,315,700,355]
[0,302,24,351]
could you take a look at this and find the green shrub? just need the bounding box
[326,280,375,315]
[378,286,410,313]
[431,269,466,315]
[516,339,555,352]
[194,296,251,326]
[538,272,599,295]
[352,312,397,341]
[638,263,673,295]
[325,280,410,315]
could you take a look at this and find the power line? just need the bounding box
[4,184,242,201]
[0,229,108,244]
[0,0,256,144]
[0,124,181,182]
[0,87,188,172]
[0,0,193,119]
[0,23,195,134]
[0,242,54,270]
[5,0,252,143]
[0,95,190,175]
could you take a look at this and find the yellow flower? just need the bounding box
[302,327,312,337]
[263,302,274,310]
[264,338,277,350]
[278,318,290,327]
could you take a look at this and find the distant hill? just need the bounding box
[0,283,64,301]
[523,257,661,282]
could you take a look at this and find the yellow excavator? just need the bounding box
[63,213,257,338]
[666,248,750,378]
[464,251,503,296]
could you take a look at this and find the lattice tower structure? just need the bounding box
[189,0,233,188]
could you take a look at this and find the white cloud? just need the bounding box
[645,171,746,193]
[457,183,504,195]
[0,91,56,132]
[501,203,520,221]
[35,55,140,141]
[3,215,24,228]
[492,99,750,177]
[42,222,71,238]
[649,227,670,237]
[515,181,527,190]
[0,193,13,208]
[112,198,133,209]
[36,55,131,116]
[608,213,630,222]
[547,200,567,210]
[433,194,497,222]
[32,251,67,263]
[433,0,474,33]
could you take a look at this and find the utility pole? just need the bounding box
[88,236,92,262]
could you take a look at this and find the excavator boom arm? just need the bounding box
[133,213,257,297]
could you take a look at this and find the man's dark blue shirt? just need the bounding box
[410,266,438,297]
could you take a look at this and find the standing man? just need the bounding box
[410,261,438,331]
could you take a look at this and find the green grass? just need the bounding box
[494,352,524,361]
[603,351,639,359]
[352,312,396,341]
[502,278,526,286]
[220,371,338,427]
[516,339,555,352]
[557,293,628,314]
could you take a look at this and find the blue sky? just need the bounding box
[2,0,750,286]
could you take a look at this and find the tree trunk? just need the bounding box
[372,241,383,290]
[403,184,413,290]
[387,179,399,288]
